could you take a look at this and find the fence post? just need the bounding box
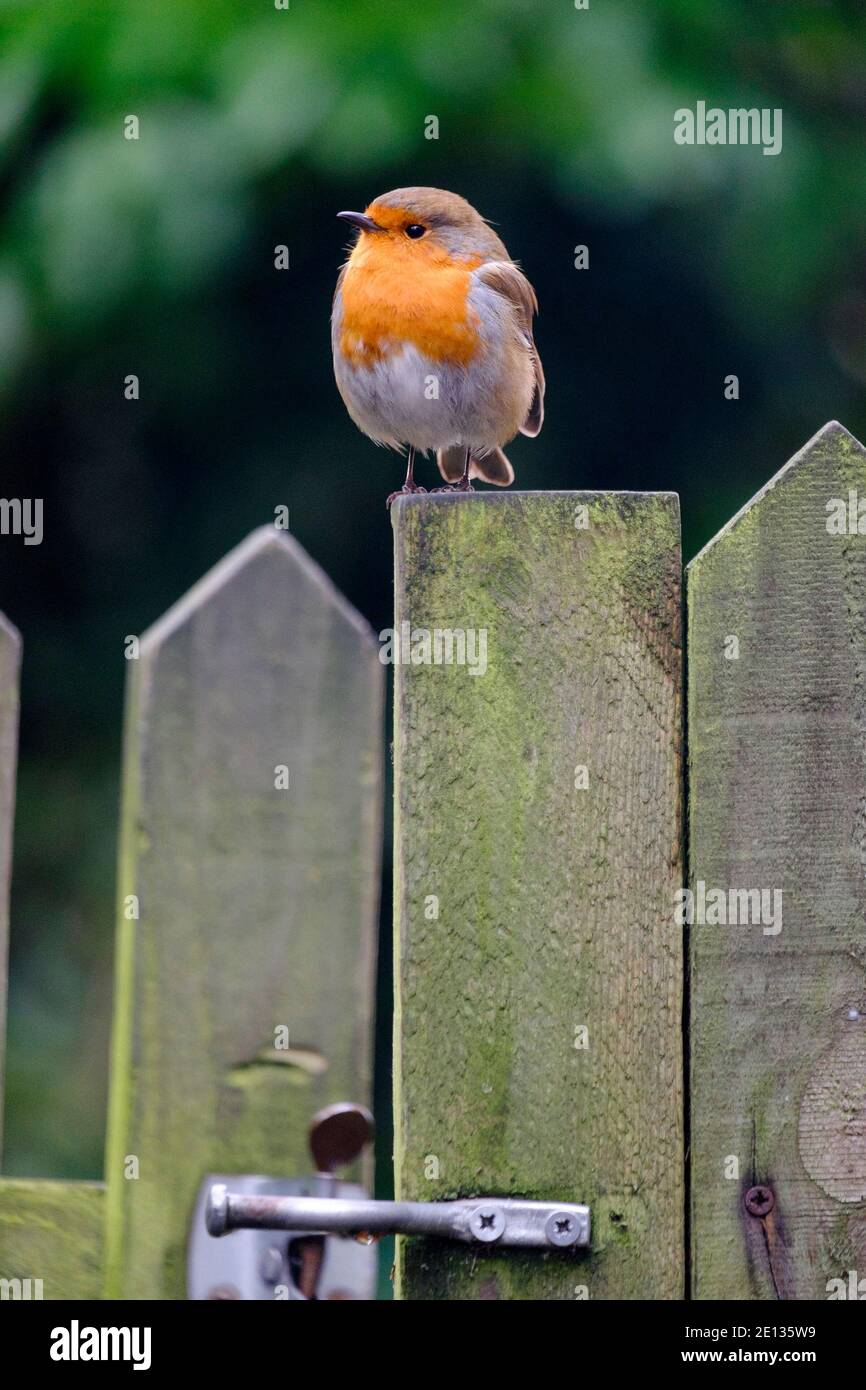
[104,526,383,1298]
[688,421,866,1299]
[392,492,684,1299]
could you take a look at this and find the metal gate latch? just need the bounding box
[194,1102,590,1297]
[207,1188,591,1250]
[203,1101,590,1254]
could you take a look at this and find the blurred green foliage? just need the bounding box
[0,0,864,1181]
[2,0,866,380]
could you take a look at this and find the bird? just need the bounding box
[331,187,544,507]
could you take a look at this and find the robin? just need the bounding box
[332,187,544,507]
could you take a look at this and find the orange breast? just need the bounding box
[338,237,483,367]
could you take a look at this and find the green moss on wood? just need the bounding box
[0,1179,104,1299]
[392,492,684,1300]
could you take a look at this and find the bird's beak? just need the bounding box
[337,210,382,233]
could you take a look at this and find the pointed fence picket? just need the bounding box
[104,526,384,1298]
[688,422,866,1299]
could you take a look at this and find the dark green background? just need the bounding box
[1,0,864,1184]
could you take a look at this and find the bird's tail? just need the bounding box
[436,446,515,487]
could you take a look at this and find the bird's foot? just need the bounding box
[430,479,474,494]
[386,483,427,510]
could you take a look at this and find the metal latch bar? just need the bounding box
[206,1186,590,1250]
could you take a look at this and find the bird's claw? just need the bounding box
[386,483,427,509]
[430,481,474,494]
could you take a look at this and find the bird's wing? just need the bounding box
[475,260,545,437]
[331,262,348,338]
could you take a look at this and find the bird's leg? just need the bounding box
[402,445,421,490]
[431,447,475,494]
[386,446,427,509]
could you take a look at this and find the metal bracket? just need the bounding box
[206,1188,591,1251]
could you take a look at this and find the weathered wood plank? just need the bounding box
[0,613,20,1163]
[392,492,684,1300]
[104,527,383,1298]
[0,1179,104,1299]
[688,421,866,1299]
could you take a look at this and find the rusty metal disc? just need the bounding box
[309,1103,374,1174]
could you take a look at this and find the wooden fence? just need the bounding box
[0,422,864,1299]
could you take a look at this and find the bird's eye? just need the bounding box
[405,223,427,239]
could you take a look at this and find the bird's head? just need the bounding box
[337,187,506,268]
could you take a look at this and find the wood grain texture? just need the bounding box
[688,421,866,1299]
[104,527,383,1298]
[392,492,684,1300]
[0,1179,104,1299]
[0,613,20,1163]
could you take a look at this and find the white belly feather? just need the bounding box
[332,273,532,454]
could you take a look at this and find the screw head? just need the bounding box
[469,1204,505,1243]
[744,1185,775,1218]
[545,1210,582,1248]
